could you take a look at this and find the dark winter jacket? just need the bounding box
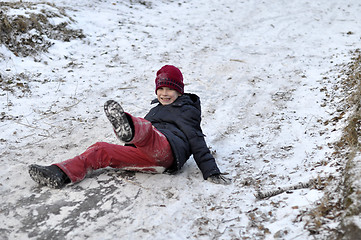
[144,93,221,179]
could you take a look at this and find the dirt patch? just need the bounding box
[338,49,361,239]
[0,2,85,57]
[302,49,361,239]
[0,2,86,98]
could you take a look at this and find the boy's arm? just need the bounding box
[188,132,221,179]
[180,107,231,184]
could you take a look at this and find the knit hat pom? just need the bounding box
[155,65,184,94]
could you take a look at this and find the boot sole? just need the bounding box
[29,164,65,189]
[104,100,133,142]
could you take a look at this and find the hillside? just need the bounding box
[1,0,361,239]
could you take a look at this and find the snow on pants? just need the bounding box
[55,115,174,183]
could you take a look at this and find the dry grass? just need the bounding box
[339,50,361,149]
[0,2,85,57]
[0,2,86,97]
[302,49,361,239]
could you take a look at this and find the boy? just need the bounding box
[29,65,231,188]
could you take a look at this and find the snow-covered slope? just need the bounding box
[1,0,361,239]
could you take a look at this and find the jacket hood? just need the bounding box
[151,93,201,111]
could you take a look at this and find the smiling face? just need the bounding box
[156,87,182,105]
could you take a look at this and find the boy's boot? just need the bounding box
[29,164,70,188]
[104,100,133,142]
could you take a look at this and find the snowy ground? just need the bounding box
[1,0,361,239]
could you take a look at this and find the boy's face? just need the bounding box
[156,87,182,105]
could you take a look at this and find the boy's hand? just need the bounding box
[207,173,231,185]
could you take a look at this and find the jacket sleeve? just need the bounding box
[179,106,221,179]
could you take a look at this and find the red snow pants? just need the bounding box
[55,115,174,183]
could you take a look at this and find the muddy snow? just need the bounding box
[1,0,361,239]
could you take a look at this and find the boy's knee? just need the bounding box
[89,142,110,150]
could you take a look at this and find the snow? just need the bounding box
[1,0,361,239]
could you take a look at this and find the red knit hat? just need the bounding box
[155,65,184,94]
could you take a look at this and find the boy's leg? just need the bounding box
[129,115,174,167]
[54,108,174,183]
[104,100,173,168]
[55,138,173,183]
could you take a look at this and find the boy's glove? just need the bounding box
[207,173,231,185]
